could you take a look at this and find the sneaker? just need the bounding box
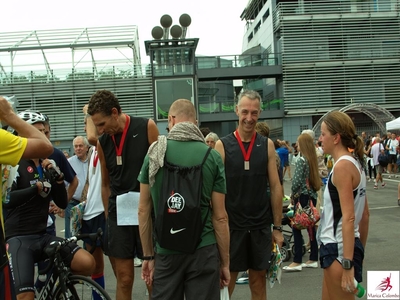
[382,182,386,188]
[236,271,249,284]
[134,257,142,267]
[374,184,378,189]
[395,175,399,178]
[368,178,371,182]
[388,175,392,179]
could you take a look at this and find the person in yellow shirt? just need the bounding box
[0,96,53,299]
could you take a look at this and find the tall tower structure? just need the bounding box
[145,14,199,125]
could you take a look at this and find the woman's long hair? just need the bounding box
[298,133,322,191]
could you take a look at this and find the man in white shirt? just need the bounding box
[81,105,107,294]
[385,133,399,178]
[66,136,90,237]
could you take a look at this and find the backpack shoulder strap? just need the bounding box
[200,147,212,229]
[201,147,212,166]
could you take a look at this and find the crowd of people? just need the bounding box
[3,88,400,299]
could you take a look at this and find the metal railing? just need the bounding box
[275,0,399,16]
[198,99,283,114]
[196,53,282,69]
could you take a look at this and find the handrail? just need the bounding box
[196,53,282,69]
[275,1,400,15]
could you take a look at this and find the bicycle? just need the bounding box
[35,229,111,300]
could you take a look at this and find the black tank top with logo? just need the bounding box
[221,132,272,230]
[99,116,149,199]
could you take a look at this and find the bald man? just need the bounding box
[138,99,230,300]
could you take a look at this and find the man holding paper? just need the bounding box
[87,90,159,300]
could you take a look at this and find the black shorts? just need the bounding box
[230,228,272,272]
[319,238,364,283]
[6,234,80,295]
[152,244,220,300]
[389,154,397,164]
[104,209,142,259]
[81,212,106,247]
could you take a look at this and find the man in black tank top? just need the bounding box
[215,90,284,300]
[88,90,159,300]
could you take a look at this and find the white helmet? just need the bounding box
[18,110,46,125]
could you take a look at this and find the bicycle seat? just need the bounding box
[44,241,61,258]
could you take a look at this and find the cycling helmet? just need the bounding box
[18,110,46,125]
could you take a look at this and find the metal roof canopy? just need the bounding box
[312,103,396,137]
[0,25,141,77]
[0,26,140,52]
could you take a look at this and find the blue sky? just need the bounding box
[2,0,249,63]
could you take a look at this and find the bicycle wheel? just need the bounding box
[53,275,111,300]
[291,244,307,257]
[281,235,291,262]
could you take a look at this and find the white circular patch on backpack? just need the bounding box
[167,192,185,213]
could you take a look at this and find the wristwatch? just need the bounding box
[272,225,283,232]
[142,256,155,261]
[342,259,354,270]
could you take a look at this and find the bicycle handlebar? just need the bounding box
[39,228,103,275]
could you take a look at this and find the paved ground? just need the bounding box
[54,172,400,299]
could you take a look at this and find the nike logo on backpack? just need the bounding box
[170,228,186,234]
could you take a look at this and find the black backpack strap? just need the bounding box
[200,147,212,232]
[201,147,212,166]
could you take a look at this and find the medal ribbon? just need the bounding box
[111,114,130,160]
[235,130,256,163]
[93,151,99,168]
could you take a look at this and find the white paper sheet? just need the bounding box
[116,191,140,226]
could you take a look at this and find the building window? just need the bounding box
[263,9,270,22]
[248,32,253,43]
[300,125,309,132]
[155,78,194,120]
[254,21,261,34]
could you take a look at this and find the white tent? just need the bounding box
[386,117,400,131]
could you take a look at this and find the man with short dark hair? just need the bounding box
[88,89,159,300]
